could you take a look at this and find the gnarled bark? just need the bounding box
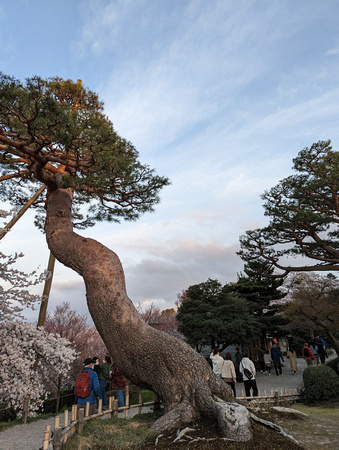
[44,188,249,437]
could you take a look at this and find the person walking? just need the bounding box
[221,352,237,397]
[99,355,111,408]
[209,348,224,378]
[234,347,242,382]
[271,344,284,376]
[239,353,258,397]
[264,349,273,375]
[316,336,327,364]
[309,342,319,365]
[302,343,315,367]
[257,348,265,373]
[75,358,102,416]
[287,347,298,373]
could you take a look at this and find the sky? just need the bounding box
[1,0,339,322]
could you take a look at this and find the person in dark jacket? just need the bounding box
[99,356,111,408]
[270,344,284,376]
[75,358,102,415]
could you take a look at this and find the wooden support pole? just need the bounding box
[138,389,142,414]
[52,427,62,450]
[113,399,119,418]
[0,184,46,240]
[98,398,102,414]
[63,410,69,443]
[77,408,85,434]
[85,402,90,417]
[71,405,77,435]
[108,396,114,419]
[125,385,130,418]
[54,416,60,428]
[43,424,51,450]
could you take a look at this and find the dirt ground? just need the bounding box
[147,401,339,449]
[150,416,303,449]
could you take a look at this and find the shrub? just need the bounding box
[326,357,339,377]
[302,365,339,402]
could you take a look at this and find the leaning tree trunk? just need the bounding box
[44,188,251,439]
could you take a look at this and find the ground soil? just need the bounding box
[143,400,339,449]
[147,415,304,449]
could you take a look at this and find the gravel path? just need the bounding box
[0,356,334,449]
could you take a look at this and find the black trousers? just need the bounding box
[244,379,258,397]
[226,381,236,397]
[274,363,282,375]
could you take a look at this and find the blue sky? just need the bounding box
[1,0,339,321]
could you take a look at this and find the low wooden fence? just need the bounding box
[42,385,160,450]
[237,387,300,403]
[42,386,300,449]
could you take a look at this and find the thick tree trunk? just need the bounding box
[44,189,249,437]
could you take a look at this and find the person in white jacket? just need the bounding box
[221,352,237,397]
[239,353,258,397]
[209,348,223,377]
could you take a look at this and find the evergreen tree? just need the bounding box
[239,141,339,277]
[230,262,289,345]
[177,279,261,351]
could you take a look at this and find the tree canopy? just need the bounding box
[0,73,169,227]
[176,278,261,351]
[238,140,339,277]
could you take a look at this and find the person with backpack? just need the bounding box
[75,358,102,415]
[302,343,315,366]
[239,353,258,398]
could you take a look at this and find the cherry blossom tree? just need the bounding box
[0,253,76,421]
[0,321,76,418]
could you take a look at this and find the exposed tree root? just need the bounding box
[250,412,300,445]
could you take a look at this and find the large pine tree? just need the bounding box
[0,74,252,439]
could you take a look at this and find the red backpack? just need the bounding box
[75,370,92,398]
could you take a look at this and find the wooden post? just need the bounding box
[125,385,130,418]
[98,398,102,414]
[0,185,46,240]
[85,402,90,417]
[52,427,62,450]
[113,399,119,417]
[138,389,142,414]
[274,390,279,405]
[37,252,56,327]
[55,416,60,428]
[108,396,114,419]
[71,405,77,435]
[43,424,51,450]
[77,408,85,434]
[64,410,69,443]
